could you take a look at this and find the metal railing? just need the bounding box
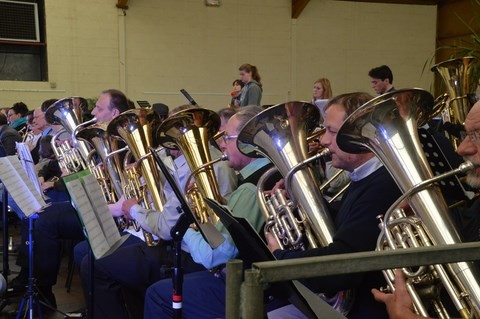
[226,242,480,318]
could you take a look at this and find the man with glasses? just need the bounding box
[143,105,272,318]
[372,100,480,318]
[7,102,29,132]
[82,104,238,319]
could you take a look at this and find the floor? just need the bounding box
[0,216,85,319]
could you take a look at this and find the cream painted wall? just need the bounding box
[0,0,436,111]
[294,1,437,101]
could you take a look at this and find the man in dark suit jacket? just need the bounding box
[0,113,22,156]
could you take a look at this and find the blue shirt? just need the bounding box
[182,157,270,269]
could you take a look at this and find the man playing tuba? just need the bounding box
[143,105,274,318]
[80,104,238,319]
[266,92,402,319]
[372,99,480,319]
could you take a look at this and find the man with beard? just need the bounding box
[372,100,480,319]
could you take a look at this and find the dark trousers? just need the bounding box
[33,201,84,287]
[144,270,225,319]
[82,241,205,319]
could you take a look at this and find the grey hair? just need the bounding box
[233,105,264,134]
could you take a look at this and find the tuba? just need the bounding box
[156,107,224,225]
[107,109,165,246]
[237,101,353,314]
[337,88,480,318]
[431,57,478,149]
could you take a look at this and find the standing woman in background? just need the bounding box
[238,63,263,106]
[311,78,333,104]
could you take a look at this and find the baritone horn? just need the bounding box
[45,97,94,173]
[156,106,224,225]
[337,88,480,318]
[238,101,353,315]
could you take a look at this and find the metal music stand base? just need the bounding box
[15,216,77,319]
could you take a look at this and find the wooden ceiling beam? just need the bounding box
[116,0,129,9]
[292,0,311,19]
[335,0,438,4]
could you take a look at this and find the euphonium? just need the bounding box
[156,107,224,224]
[238,101,353,314]
[76,123,124,205]
[45,97,93,173]
[431,57,478,149]
[107,109,165,246]
[337,88,480,318]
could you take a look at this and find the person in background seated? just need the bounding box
[0,113,22,156]
[8,102,29,133]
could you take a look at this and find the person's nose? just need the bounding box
[457,138,477,158]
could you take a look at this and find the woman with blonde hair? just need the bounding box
[238,63,263,107]
[311,78,333,104]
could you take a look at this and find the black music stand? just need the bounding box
[0,186,9,312]
[14,212,78,319]
[150,147,197,319]
[418,127,471,204]
[203,198,343,319]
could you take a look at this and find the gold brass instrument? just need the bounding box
[237,101,353,315]
[108,109,165,246]
[76,123,125,205]
[45,97,93,174]
[431,57,478,149]
[336,88,480,318]
[156,107,224,225]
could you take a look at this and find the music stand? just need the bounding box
[136,101,151,109]
[418,128,471,203]
[150,147,197,319]
[203,198,344,319]
[0,185,9,312]
[15,214,76,319]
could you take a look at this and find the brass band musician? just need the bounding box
[372,99,480,319]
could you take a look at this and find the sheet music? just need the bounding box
[0,156,46,216]
[65,178,110,259]
[82,174,121,248]
[16,142,43,198]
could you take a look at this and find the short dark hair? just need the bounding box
[40,99,58,113]
[368,65,393,84]
[11,102,29,117]
[0,113,7,125]
[102,89,132,114]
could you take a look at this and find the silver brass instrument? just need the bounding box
[156,107,224,225]
[337,88,480,318]
[431,57,478,149]
[45,97,93,173]
[108,109,165,246]
[238,101,353,315]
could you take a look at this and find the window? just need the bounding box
[0,0,47,81]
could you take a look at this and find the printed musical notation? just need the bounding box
[0,155,47,216]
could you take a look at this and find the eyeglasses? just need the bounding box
[222,134,238,143]
[462,130,480,142]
